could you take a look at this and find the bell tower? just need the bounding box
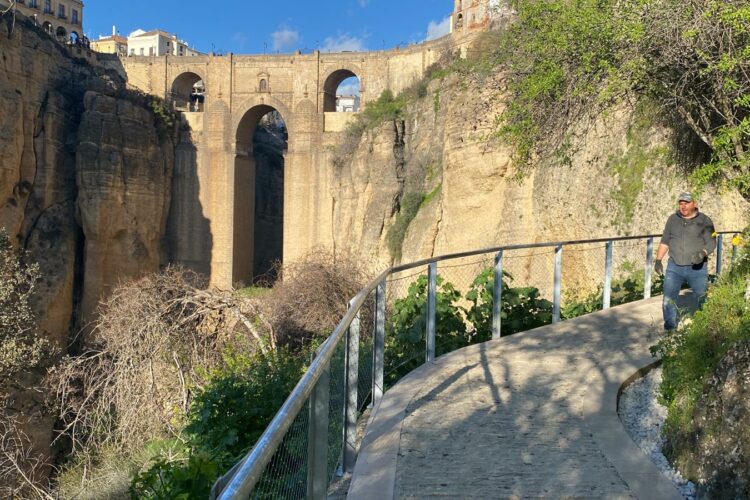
[452,0,493,37]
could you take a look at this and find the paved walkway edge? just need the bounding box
[347,360,442,500]
[582,359,682,500]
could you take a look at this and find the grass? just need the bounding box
[236,286,272,299]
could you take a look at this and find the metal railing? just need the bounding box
[211,231,741,499]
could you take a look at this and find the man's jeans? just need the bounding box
[662,260,708,330]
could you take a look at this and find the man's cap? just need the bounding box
[678,191,693,202]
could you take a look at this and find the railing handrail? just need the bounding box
[214,230,741,498]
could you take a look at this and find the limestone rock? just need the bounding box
[327,63,748,279]
[690,341,750,499]
[76,91,174,322]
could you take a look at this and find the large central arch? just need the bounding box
[233,104,288,286]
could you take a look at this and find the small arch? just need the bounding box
[323,69,361,112]
[56,26,67,40]
[259,78,268,92]
[42,21,53,35]
[456,13,464,29]
[170,72,205,112]
[69,31,80,45]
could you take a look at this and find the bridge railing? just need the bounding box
[211,231,741,499]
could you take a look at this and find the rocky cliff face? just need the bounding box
[326,61,748,272]
[685,341,750,498]
[0,18,174,342]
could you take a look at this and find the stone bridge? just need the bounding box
[107,34,474,288]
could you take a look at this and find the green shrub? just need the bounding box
[495,0,628,172]
[385,275,467,384]
[130,451,218,499]
[130,346,307,497]
[0,229,50,384]
[465,268,553,341]
[362,89,407,127]
[184,348,305,462]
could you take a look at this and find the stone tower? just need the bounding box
[452,0,493,37]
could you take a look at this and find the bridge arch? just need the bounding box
[232,101,290,286]
[171,72,205,112]
[322,68,363,112]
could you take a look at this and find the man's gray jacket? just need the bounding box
[660,211,716,266]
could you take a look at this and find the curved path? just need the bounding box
[348,296,685,500]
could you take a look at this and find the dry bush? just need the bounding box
[51,266,272,458]
[265,251,372,349]
[0,414,54,500]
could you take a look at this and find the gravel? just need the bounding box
[618,367,696,499]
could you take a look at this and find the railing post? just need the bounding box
[372,280,385,410]
[426,262,437,363]
[343,301,360,473]
[307,352,330,500]
[603,241,613,309]
[716,233,724,276]
[492,250,504,339]
[553,245,563,322]
[644,237,654,299]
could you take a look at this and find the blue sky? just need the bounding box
[83,1,455,55]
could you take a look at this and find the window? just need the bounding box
[149,46,154,56]
[259,79,268,92]
[140,47,144,56]
[71,9,78,24]
[29,0,38,8]
[58,3,66,18]
[130,48,135,56]
[44,0,52,14]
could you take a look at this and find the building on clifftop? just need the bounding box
[126,28,202,57]
[452,0,496,37]
[1,0,84,41]
[91,27,128,56]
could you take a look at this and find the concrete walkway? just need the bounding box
[348,297,684,500]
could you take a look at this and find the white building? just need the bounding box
[336,95,360,112]
[127,29,201,57]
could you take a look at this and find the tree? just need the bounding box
[632,0,750,194]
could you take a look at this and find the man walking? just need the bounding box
[654,192,716,330]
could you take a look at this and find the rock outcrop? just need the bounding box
[0,17,174,341]
[689,341,750,498]
[0,16,174,461]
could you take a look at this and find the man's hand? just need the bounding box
[654,260,664,275]
[691,250,707,265]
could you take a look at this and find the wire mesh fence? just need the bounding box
[249,402,310,499]
[214,232,742,499]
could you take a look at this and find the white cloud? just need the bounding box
[271,26,300,51]
[357,0,370,6]
[425,16,451,41]
[321,34,367,52]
